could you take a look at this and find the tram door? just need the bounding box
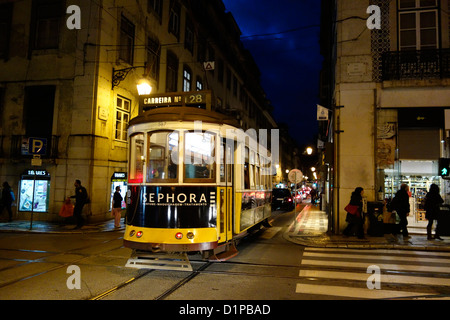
[218,140,234,243]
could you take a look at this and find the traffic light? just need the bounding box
[439,158,450,177]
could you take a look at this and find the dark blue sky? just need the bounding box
[222,0,323,146]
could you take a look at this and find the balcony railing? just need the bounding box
[7,135,59,159]
[382,49,450,81]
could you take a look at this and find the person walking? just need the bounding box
[70,180,88,229]
[112,186,123,228]
[424,184,444,240]
[390,183,410,237]
[343,187,365,239]
[0,182,14,222]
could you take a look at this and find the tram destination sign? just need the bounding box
[141,91,211,110]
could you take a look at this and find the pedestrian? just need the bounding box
[0,182,14,222]
[112,186,123,228]
[424,184,444,240]
[389,183,410,237]
[343,187,365,239]
[70,179,88,229]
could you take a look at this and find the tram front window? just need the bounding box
[184,132,216,182]
[147,131,179,182]
[129,133,144,183]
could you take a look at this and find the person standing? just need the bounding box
[112,186,123,228]
[424,184,444,240]
[343,187,365,239]
[70,180,88,229]
[0,182,14,222]
[390,183,410,237]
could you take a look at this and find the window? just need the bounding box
[217,59,224,83]
[24,86,55,138]
[185,17,194,54]
[129,133,144,183]
[243,147,250,189]
[31,0,63,50]
[184,132,216,182]
[146,37,160,81]
[115,96,130,141]
[147,131,178,181]
[398,0,438,51]
[147,0,162,22]
[196,77,203,91]
[166,51,178,92]
[120,15,135,64]
[168,1,181,39]
[183,66,192,92]
[0,3,12,59]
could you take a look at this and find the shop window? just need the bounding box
[115,96,130,141]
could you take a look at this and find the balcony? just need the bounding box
[2,135,60,160]
[382,49,450,81]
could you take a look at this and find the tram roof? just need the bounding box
[129,107,240,127]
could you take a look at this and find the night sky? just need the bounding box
[222,0,323,147]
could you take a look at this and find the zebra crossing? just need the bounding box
[296,247,450,299]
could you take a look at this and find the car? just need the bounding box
[272,188,295,211]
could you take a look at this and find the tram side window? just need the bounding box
[220,140,233,183]
[129,133,144,183]
[244,147,250,189]
[147,131,179,182]
[184,132,215,182]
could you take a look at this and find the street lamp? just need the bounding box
[306,147,313,155]
[136,78,152,95]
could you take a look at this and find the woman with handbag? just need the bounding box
[424,184,444,240]
[343,187,365,239]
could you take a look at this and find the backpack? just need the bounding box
[10,190,15,202]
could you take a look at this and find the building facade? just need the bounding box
[0,0,282,223]
[320,0,450,232]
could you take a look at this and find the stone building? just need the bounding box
[320,0,450,232]
[0,0,279,222]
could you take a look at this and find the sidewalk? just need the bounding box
[0,219,123,234]
[284,204,450,252]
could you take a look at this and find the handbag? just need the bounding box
[59,198,74,218]
[345,204,360,216]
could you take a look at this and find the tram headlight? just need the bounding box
[186,232,194,240]
[136,231,143,238]
[175,232,183,240]
[129,230,136,237]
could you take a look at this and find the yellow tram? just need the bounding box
[123,107,273,265]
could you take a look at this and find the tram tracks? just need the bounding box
[0,236,125,290]
[88,259,302,300]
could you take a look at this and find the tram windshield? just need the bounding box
[129,133,144,183]
[147,131,179,182]
[184,131,216,182]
